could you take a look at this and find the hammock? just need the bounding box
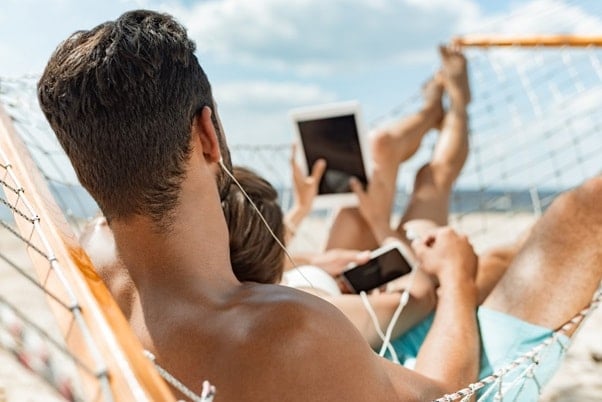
[1,34,601,402]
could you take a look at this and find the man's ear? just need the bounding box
[192,106,221,163]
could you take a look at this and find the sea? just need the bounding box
[0,182,561,224]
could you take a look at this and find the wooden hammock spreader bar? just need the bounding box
[0,103,176,402]
[452,35,602,48]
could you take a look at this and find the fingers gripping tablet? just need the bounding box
[289,100,372,209]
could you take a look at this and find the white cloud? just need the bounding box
[175,0,480,76]
[2,0,599,155]
[463,0,602,36]
[455,0,602,78]
[214,80,337,144]
[216,81,336,109]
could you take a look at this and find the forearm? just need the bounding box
[366,222,399,247]
[285,204,310,228]
[414,282,479,392]
[324,286,435,349]
[284,204,310,242]
[283,205,305,244]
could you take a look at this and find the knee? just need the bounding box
[414,163,454,192]
[580,176,602,196]
[550,176,602,223]
[369,127,396,163]
[575,176,602,220]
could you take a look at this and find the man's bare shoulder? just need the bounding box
[221,283,407,401]
[231,282,348,335]
[163,282,439,401]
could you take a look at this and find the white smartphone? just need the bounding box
[340,242,416,293]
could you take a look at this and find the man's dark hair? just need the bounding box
[38,9,230,229]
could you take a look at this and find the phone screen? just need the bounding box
[342,248,412,293]
[297,114,368,195]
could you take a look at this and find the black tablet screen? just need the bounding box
[297,114,368,195]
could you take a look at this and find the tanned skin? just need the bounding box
[38,10,602,402]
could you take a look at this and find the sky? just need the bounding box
[0,0,601,199]
[1,0,600,146]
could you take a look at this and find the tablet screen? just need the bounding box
[297,114,368,195]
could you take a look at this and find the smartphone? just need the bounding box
[341,242,415,293]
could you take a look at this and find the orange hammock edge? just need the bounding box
[452,34,602,48]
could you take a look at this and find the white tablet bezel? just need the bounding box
[289,100,372,210]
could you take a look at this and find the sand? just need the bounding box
[0,233,67,402]
[1,213,601,401]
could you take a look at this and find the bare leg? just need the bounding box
[370,76,445,169]
[396,46,471,236]
[325,78,445,251]
[475,224,533,304]
[483,177,602,333]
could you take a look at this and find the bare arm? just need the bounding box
[249,287,466,402]
[324,285,435,349]
[349,165,398,245]
[289,248,436,347]
[412,227,480,391]
[317,228,479,390]
[272,227,481,400]
[284,143,326,242]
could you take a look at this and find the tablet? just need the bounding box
[289,100,372,209]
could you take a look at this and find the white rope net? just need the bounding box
[0,81,177,401]
[430,38,602,401]
[233,40,602,401]
[1,91,106,401]
[1,38,601,401]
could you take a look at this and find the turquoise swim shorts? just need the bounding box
[388,307,570,401]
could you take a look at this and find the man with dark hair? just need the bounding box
[38,11,232,229]
[38,9,602,402]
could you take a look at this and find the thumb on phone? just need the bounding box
[354,250,371,265]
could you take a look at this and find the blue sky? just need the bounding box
[1,0,600,149]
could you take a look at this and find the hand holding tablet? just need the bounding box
[289,100,372,209]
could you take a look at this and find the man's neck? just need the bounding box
[111,176,238,303]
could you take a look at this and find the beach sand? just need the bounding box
[1,213,601,401]
[0,233,67,402]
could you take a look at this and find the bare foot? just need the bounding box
[370,74,444,167]
[439,45,471,107]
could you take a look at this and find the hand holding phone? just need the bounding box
[340,242,416,293]
[411,227,477,286]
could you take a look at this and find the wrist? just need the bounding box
[286,205,310,228]
[437,280,478,304]
[366,219,395,244]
